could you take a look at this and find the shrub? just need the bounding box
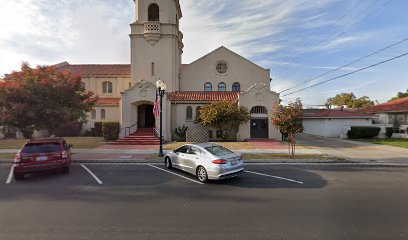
[94,122,103,137]
[21,128,34,139]
[347,126,381,139]
[385,127,394,138]
[55,121,82,137]
[102,122,120,141]
[173,125,188,141]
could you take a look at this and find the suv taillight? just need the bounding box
[61,151,68,159]
[14,154,21,163]
[212,159,228,164]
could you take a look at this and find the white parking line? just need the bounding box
[245,170,304,184]
[147,164,204,185]
[6,166,14,184]
[80,164,103,185]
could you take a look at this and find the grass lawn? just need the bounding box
[0,137,105,149]
[164,141,254,150]
[147,153,342,161]
[0,153,14,160]
[357,138,408,149]
[241,153,343,161]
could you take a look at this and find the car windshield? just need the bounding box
[205,145,233,156]
[21,143,62,154]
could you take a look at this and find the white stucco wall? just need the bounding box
[83,106,120,131]
[180,47,270,92]
[303,118,373,138]
[238,83,281,141]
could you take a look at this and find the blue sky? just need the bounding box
[0,0,407,106]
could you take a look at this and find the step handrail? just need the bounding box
[120,122,137,138]
[153,128,160,138]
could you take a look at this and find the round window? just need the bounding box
[216,62,228,74]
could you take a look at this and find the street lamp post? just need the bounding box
[156,79,166,157]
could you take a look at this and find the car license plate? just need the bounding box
[230,160,238,165]
[36,156,48,161]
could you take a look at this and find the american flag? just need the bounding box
[153,90,160,118]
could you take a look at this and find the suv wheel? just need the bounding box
[14,173,25,181]
[61,166,70,174]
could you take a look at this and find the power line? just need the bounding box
[274,0,394,77]
[279,35,408,93]
[281,51,408,97]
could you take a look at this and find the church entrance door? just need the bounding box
[250,118,269,138]
[138,104,155,128]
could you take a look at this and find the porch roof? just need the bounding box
[97,98,121,106]
[167,91,239,102]
[359,97,408,113]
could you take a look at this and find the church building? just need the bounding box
[56,0,281,142]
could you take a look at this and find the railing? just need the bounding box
[120,122,137,139]
[153,128,160,139]
[144,22,160,34]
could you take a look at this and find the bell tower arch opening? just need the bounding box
[148,3,159,21]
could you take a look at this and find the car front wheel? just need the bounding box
[196,166,208,183]
[165,157,172,169]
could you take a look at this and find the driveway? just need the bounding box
[297,134,408,163]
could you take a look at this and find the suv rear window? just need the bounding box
[21,143,62,154]
[205,145,233,156]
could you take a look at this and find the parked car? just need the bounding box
[164,143,244,183]
[13,138,72,180]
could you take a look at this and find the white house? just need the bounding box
[55,0,281,142]
[302,109,373,138]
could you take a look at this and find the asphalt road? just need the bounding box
[0,162,407,240]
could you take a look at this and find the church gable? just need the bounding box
[180,46,271,92]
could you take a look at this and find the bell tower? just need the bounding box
[130,0,183,92]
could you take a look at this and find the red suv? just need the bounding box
[13,138,72,180]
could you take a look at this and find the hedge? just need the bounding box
[347,126,381,139]
[102,122,120,141]
[385,127,394,138]
[94,122,103,137]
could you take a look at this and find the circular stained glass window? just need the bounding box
[216,62,228,74]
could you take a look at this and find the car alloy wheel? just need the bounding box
[197,166,208,183]
[165,157,172,169]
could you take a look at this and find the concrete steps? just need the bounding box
[111,128,160,145]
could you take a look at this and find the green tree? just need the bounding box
[271,99,304,157]
[0,63,98,137]
[326,92,373,109]
[389,89,408,102]
[195,100,250,141]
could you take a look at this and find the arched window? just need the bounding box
[102,81,113,94]
[101,109,106,120]
[232,82,240,92]
[196,106,201,119]
[204,82,212,92]
[91,110,96,120]
[186,106,193,121]
[148,3,159,21]
[218,82,226,92]
[250,106,268,114]
[128,82,132,89]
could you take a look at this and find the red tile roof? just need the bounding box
[303,109,372,118]
[54,62,130,76]
[359,97,408,113]
[167,91,239,102]
[97,98,121,106]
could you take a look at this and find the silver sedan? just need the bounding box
[164,143,244,183]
